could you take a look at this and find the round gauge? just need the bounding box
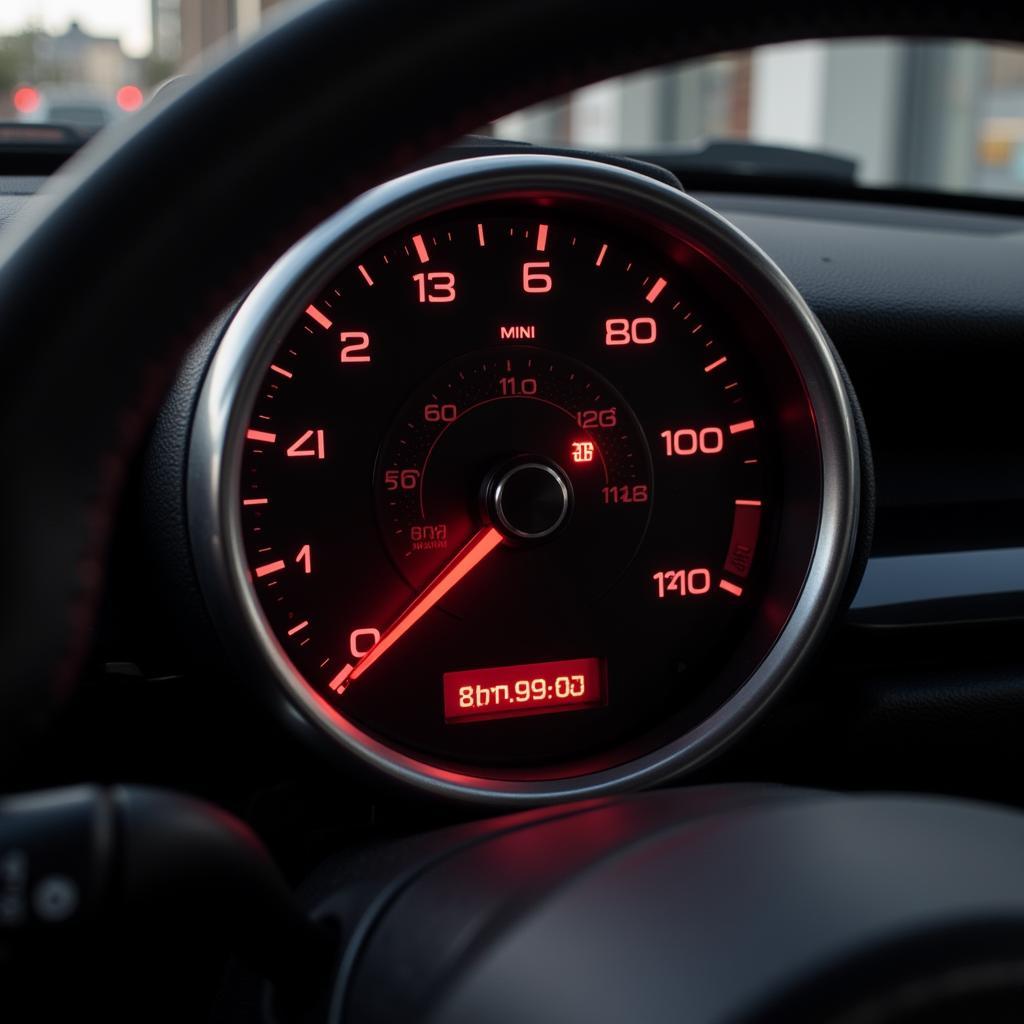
[189,155,860,803]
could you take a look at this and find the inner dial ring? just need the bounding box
[189,154,858,804]
[375,346,652,595]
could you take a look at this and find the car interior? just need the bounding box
[1,1,1024,1021]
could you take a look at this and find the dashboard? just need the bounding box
[1,142,1021,811]
[4,4,1024,1018]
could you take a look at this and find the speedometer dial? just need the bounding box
[189,155,860,803]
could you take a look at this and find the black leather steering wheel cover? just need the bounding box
[0,0,1019,751]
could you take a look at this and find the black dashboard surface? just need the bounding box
[705,192,1024,557]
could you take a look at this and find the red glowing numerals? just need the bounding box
[444,657,603,723]
[457,674,585,708]
[577,408,617,428]
[660,427,724,456]
[286,429,326,459]
[602,484,649,504]
[557,675,586,697]
[653,569,712,598]
[384,468,420,491]
[339,331,371,363]
[295,544,312,574]
[499,376,537,396]
[349,627,380,659]
[571,441,595,464]
[605,317,657,346]
[424,403,457,423]
[413,272,456,303]
[522,261,553,293]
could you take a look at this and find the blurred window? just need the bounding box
[490,40,1024,198]
[1,13,1023,198]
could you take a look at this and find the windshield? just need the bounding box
[491,40,1024,200]
[1,6,1022,199]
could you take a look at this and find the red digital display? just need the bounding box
[444,657,605,723]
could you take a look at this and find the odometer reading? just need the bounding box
[443,657,605,723]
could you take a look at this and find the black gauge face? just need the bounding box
[235,202,781,772]
[190,156,857,798]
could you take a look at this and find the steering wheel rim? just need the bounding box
[0,0,1018,751]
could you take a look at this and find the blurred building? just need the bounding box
[155,0,289,66]
[150,0,182,64]
[976,46,1024,193]
[31,21,136,91]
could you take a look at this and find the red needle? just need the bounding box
[331,525,504,693]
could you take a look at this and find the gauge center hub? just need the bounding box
[487,459,572,541]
